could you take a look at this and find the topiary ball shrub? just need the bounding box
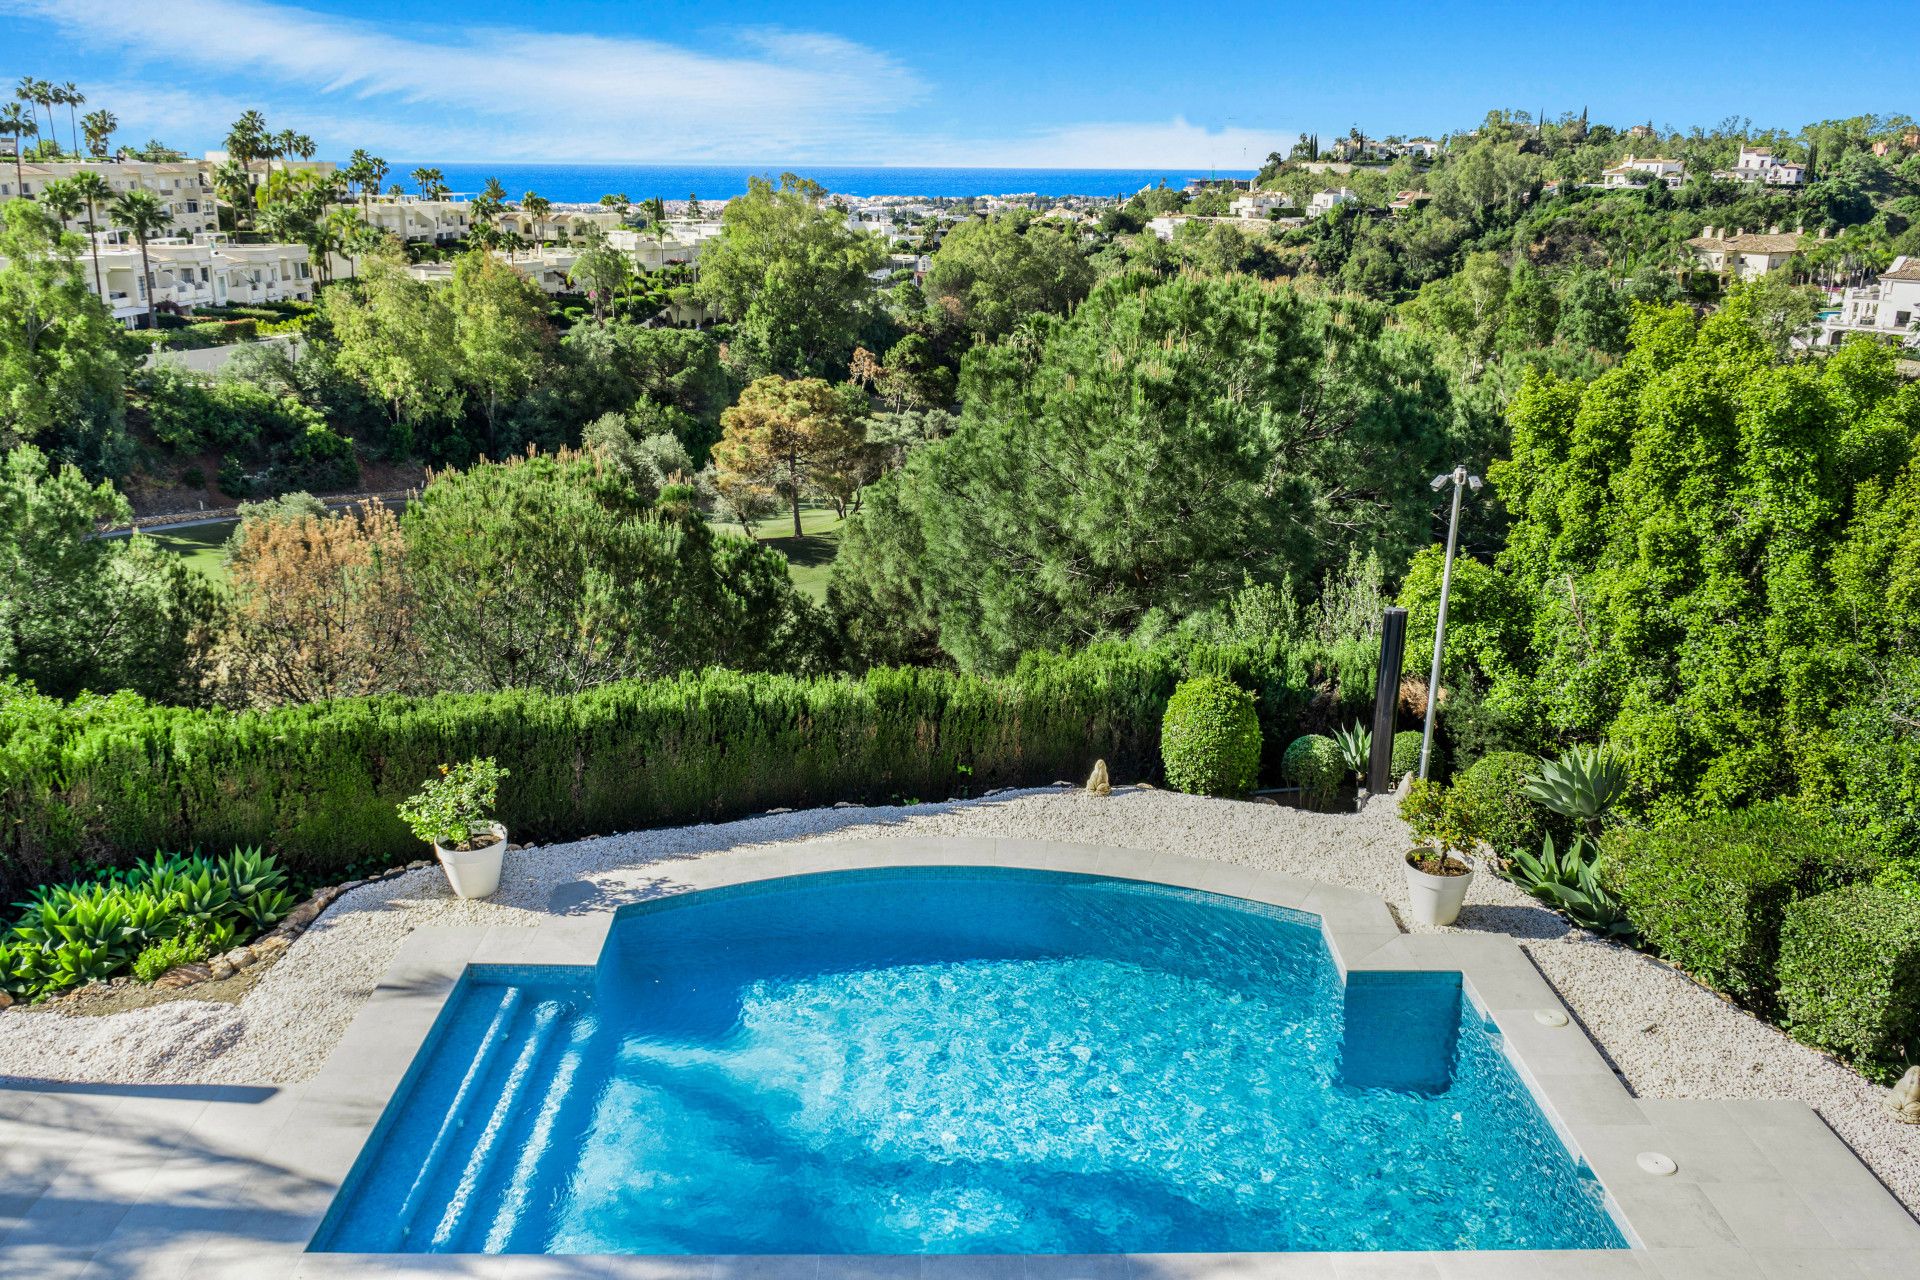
[1446,751,1557,856]
[1390,730,1430,782]
[1282,734,1345,807]
[1776,879,1920,1083]
[1160,676,1262,797]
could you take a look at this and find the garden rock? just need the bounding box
[1085,760,1111,796]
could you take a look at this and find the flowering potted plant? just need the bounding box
[398,758,511,900]
[1398,777,1475,926]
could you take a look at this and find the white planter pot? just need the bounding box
[1404,849,1473,927]
[434,822,507,900]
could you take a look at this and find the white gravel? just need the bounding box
[3,785,1915,1215]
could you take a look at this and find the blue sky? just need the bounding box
[2,0,1910,166]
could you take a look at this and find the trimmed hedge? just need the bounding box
[0,661,1169,899]
[1447,751,1555,855]
[1,637,1375,901]
[1160,677,1261,797]
[1603,804,1881,1006]
[1777,881,1920,1082]
[1281,735,1344,804]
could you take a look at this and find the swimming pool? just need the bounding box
[313,868,1623,1255]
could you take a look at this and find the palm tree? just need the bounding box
[412,167,447,200]
[15,79,49,157]
[520,190,551,241]
[224,111,269,219]
[68,170,112,299]
[40,174,82,234]
[59,83,82,157]
[364,153,387,202]
[111,188,170,331]
[1,103,32,189]
[81,108,116,158]
[346,149,374,211]
[212,159,252,229]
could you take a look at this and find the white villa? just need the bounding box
[1601,155,1686,189]
[1712,146,1807,187]
[1684,226,1809,282]
[1146,214,1190,241]
[1229,192,1294,219]
[1821,256,1920,349]
[1307,187,1359,217]
[2,159,218,239]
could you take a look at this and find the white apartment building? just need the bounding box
[1229,191,1294,218]
[1307,187,1359,217]
[2,159,218,238]
[1712,146,1806,187]
[356,196,471,244]
[79,233,312,326]
[1821,256,1920,349]
[1601,155,1686,189]
[1684,227,1808,282]
[607,225,715,271]
[1146,214,1190,241]
[504,206,625,243]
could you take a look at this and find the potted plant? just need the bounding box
[1398,777,1475,926]
[398,758,511,900]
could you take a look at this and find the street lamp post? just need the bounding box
[1419,465,1482,779]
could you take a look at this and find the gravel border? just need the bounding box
[3,784,1914,1217]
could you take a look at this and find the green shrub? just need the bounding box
[1777,881,1920,1081]
[1447,751,1556,855]
[1390,730,1427,781]
[0,656,1180,899]
[130,930,217,983]
[1603,804,1881,1006]
[1282,734,1344,805]
[1160,677,1261,797]
[0,849,293,1000]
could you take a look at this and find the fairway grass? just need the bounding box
[130,502,849,599]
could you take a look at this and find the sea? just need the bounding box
[401,163,1256,205]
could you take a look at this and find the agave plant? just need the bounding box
[1521,744,1627,837]
[1333,721,1372,785]
[1507,833,1635,939]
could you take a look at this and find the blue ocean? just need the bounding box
[397,162,1255,203]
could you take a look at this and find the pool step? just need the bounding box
[393,989,584,1252]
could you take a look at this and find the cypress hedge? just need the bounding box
[1,637,1370,901]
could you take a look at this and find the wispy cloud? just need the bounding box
[5,0,1292,168]
[6,0,926,160]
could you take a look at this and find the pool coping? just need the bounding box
[3,836,1916,1279]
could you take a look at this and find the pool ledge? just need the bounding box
[3,837,1915,1279]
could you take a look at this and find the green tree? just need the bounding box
[449,251,553,456]
[831,273,1458,671]
[567,227,630,323]
[0,199,128,475]
[0,444,219,701]
[1465,303,1920,816]
[712,375,868,539]
[403,451,823,693]
[922,211,1094,344]
[694,173,884,377]
[326,249,462,447]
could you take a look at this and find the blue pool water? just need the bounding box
[314,869,1624,1255]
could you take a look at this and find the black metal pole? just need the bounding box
[1368,608,1408,794]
